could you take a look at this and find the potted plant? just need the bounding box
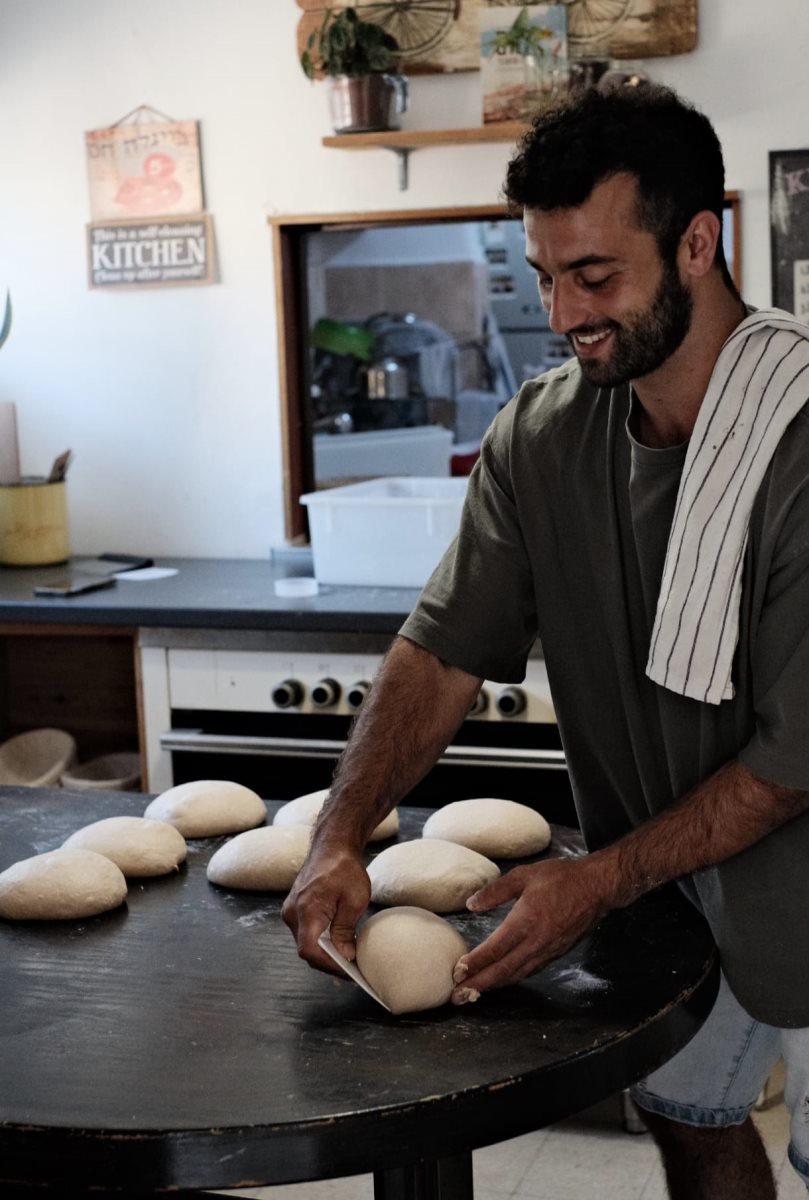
[301,7,409,134]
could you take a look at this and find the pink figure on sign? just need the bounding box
[114,152,183,213]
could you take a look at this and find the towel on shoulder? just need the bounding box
[647,308,809,705]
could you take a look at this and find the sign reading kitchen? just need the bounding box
[87,215,214,289]
[84,105,216,290]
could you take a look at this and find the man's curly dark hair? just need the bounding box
[504,83,736,292]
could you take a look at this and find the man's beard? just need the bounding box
[569,258,694,388]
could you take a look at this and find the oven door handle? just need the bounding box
[160,729,567,770]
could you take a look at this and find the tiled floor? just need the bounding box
[220,1082,808,1199]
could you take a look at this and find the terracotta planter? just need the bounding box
[327,74,409,134]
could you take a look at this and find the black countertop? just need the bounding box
[0,558,420,634]
[0,787,718,1193]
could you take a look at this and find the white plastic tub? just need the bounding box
[301,476,468,588]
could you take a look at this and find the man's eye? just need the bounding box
[581,274,613,290]
[537,276,552,291]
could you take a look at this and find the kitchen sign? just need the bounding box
[86,214,215,289]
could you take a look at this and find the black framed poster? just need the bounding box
[770,149,809,318]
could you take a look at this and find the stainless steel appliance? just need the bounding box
[155,632,575,825]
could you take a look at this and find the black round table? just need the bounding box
[0,786,718,1199]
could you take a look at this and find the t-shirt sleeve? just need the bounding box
[399,409,539,683]
[738,473,809,789]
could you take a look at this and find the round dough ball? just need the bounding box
[0,848,127,920]
[207,825,312,891]
[422,798,551,859]
[62,816,187,878]
[367,838,500,913]
[143,780,266,838]
[356,906,469,1014]
[273,788,399,842]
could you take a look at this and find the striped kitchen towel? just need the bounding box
[646,308,809,705]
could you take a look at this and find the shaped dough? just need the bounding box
[422,798,551,859]
[273,788,399,842]
[143,780,266,837]
[356,906,469,1014]
[62,816,187,877]
[207,825,312,891]
[367,838,499,913]
[0,848,127,920]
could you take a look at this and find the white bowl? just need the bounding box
[60,751,142,792]
[0,728,77,787]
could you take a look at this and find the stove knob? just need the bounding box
[496,686,526,717]
[346,680,370,710]
[272,678,304,709]
[468,689,489,717]
[311,677,341,708]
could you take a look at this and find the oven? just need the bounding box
[144,631,576,827]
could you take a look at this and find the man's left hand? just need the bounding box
[451,855,611,1003]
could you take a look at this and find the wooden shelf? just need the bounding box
[321,122,527,151]
[321,123,528,189]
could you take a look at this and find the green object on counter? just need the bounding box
[311,317,375,360]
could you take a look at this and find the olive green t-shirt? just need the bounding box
[401,361,809,1027]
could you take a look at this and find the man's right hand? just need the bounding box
[281,841,371,975]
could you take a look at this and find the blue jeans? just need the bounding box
[631,972,809,1188]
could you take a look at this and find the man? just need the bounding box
[283,84,809,1199]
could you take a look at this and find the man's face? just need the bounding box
[523,174,693,388]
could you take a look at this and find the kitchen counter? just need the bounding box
[0,557,420,634]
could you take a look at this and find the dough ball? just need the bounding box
[367,838,499,913]
[422,798,551,859]
[356,906,469,1014]
[62,816,187,878]
[0,848,127,920]
[143,780,266,837]
[207,824,312,891]
[273,788,398,842]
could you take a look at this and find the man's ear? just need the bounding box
[678,210,722,279]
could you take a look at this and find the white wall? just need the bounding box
[0,0,806,557]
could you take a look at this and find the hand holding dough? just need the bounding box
[63,816,187,877]
[355,906,471,1014]
[367,838,500,912]
[0,848,127,920]
[422,798,551,859]
[207,825,312,891]
[274,788,399,842]
[143,780,266,837]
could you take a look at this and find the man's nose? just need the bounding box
[547,279,586,336]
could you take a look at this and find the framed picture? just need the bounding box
[295,1,697,75]
[85,117,203,222]
[770,150,809,318]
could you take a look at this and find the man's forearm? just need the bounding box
[313,636,483,852]
[590,759,809,909]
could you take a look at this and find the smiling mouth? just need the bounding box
[573,328,612,347]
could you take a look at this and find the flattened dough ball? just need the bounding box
[143,780,266,838]
[62,816,187,877]
[273,788,399,842]
[0,848,127,920]
[207,825,312,891]
[367,838,499,912]
[422,798,551,859]
[356,906,469,1014]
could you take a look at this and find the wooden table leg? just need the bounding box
[373,1151,474,1200]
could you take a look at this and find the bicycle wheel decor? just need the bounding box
[295,2,697,76]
